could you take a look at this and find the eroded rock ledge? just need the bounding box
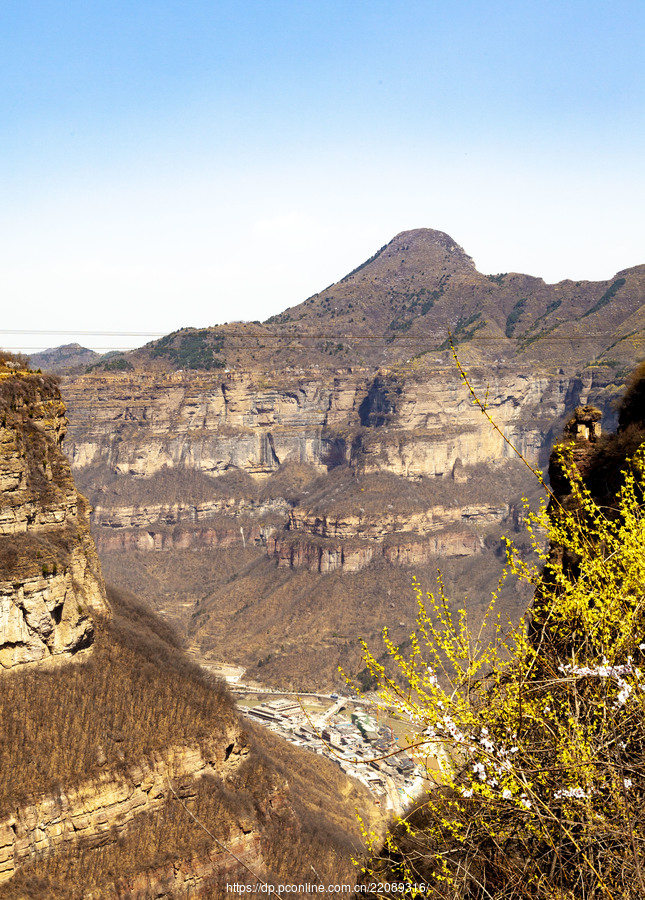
[0,370,109,669]
[0,735,255,888]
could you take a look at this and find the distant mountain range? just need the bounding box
[29,342,102,373]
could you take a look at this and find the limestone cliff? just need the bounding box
[62,366,579,480]
[0,365,108,669]
[57,361,592,685]
[62,362,583,570]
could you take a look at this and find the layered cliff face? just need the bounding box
[0,366,108,669]
[60,363,565,687]
[0,737,250,888]
[63,365,589,480]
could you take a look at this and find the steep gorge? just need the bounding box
[61,365,563,685]
[0,358,377,896]
[53,228,645,688]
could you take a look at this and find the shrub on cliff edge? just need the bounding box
[358,381,645,897]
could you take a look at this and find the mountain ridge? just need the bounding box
[29,228,645,378]
[56,226,642,378]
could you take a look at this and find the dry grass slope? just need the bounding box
[0,586,376,896]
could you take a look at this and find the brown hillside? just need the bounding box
[76,228,645,375]
[0,362,378,896]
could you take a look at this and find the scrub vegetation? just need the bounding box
[0,585,375,896]
[0,585,235,809]
[150,328,227,370]
[358,366,645,898]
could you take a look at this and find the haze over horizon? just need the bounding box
[1,1,643,354]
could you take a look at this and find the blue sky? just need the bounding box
[1,1,643,353]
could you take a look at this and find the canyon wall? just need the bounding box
[54,361,605,688]
[52,225,639,687]
[63,366,582,479]
[61,363,600,574]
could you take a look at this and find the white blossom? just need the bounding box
[554,786,589,800]
[442,715,466,744]
[558,659,636,708]
[615,680,632,707]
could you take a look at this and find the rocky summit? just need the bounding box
[85,226,645,373]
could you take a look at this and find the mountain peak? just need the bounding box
[330,227,477,287]
[384,228,477,272]
[29,343,101,374]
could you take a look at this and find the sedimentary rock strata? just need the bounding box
[0,369,108,669]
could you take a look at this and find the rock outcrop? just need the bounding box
[0,367,108,669]
[0,737,250,886]
[266,529,482,573]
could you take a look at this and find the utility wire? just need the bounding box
[165,775,268,888]
[3,326,644,354]
[1,329,643,341]
[0,329,166,336]
[2,333,643,341]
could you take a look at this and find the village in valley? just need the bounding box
[234,688,429,815]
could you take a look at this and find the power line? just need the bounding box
[1,348,145,352]
[0,329,166,337]
[3,330,645,355]
[3,335,644,344]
